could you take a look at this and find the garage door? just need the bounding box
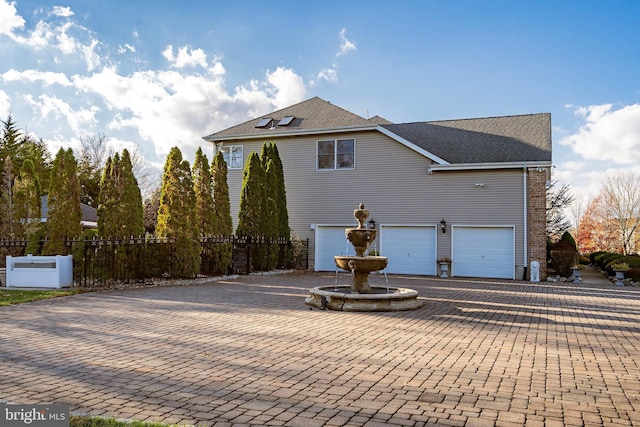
[380,226,436,275]
[452,226,514,279]
[315,226,352,271]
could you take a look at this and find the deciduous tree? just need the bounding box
[546,179,573,241]
[600,170,640,255]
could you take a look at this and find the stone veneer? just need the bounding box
[527,167,548,280]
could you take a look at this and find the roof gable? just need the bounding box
[205,96,378,140]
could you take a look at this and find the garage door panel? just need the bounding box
[315,226,352,271]
[381,226,436,276]
[453,227,514,279]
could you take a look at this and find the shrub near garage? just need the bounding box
[606,255,640,276]
[594,252,623,269]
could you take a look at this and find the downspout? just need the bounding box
[523,164,528,270]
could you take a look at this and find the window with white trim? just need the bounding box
[220,145,243,170]
[317,138,355,170]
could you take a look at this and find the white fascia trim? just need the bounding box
[429,161,552,172]
[375,126,450,165]
[203,125,379,143]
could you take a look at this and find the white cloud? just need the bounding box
[25,93,99,133]
[0,90,10,118]
[316,67,338,83]
[72,64,306,158]
[51,6,73,17]
[3,3,101,71]
[0,0,25,38]
[117,43,136,54]
[560,103,640,164]
[310,28,357,87]
[337,28,356,57]
[2,69,72,86]
[163,45,208,68]
[266,67,306,109]
[1,1,309,164]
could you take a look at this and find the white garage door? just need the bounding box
[315,226,352,271]
[380,226,436,275]
[452,226,514,279]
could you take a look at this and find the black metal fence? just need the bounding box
[0,235,309,287]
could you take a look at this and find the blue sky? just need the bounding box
[1,1,639,209]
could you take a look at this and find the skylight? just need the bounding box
[277,115,295,126]
[255,117,273,128]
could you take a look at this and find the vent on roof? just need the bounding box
[277,115,295,126]
[255,117,273,128]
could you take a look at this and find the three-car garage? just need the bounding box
[314,224,515,279]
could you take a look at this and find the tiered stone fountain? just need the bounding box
[305,203,423,311]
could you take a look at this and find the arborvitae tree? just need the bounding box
[260,142,290,238]
[42,148,81,255]
[21,137,51,195]
[192,147,215,236]
[212,151,233,236]
[0,116,50,238]
[156,147,201,277]
[260,142,290,268]
[237,151,268,270]
[97,154,117,238]
[97,150,144,238]
[12,158,42,238]
[270,144,289,240]
[1,156,15,238]
[120,149,144,236]
[210,151,233,274]
[236,151,266,237]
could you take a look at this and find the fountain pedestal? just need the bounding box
[305,203,423,311]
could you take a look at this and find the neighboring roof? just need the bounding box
[41,195,98,227]
[367,115,393,125]
[204,96,552,165]
[382,114,552,164]
[204,96,380,141]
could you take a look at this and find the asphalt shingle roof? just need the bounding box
[204,96,379,140]
[204,97,551,164]
[383,114,552,164]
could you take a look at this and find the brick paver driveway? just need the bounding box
[1,273,640,426]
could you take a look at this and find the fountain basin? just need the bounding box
[334,255,388,273]
[305,285,424,312]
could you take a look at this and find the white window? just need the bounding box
[317,138,355,170]
[220,145,243,170]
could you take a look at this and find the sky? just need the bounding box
[1,0,639,210]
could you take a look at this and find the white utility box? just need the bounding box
[6,254,73,288]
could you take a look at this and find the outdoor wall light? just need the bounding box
[440,218,447,234]
[368,219,376,230]
[475,183,485,188]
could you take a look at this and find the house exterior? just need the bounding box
[204,97,551,280]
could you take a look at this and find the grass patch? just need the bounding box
[0,288,81,306]
[70,415,175,427]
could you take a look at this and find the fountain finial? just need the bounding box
[354,203,369,229]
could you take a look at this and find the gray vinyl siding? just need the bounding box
[216,130,526,270]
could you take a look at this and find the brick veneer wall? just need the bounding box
[527,168,548,280]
